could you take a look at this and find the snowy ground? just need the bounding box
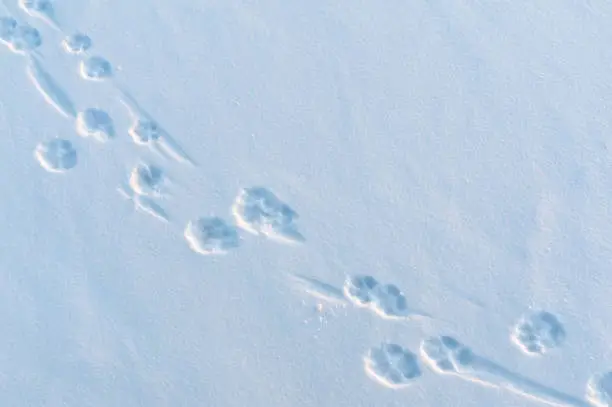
[2,0,612,406]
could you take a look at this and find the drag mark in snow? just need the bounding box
[420,335,588,407]
[26,56,77,119]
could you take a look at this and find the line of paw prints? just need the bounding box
[185,186,304,254]
[3,0,187,174]
[5,1,207,247]
[116,180,305,256]
[360,330,609,407]
[1,4,105,79]
[11,1,194,175]
[30,0,194,168]
[5,1,306,256]
[0,15,41,54]
[343,275,432,321]
[364,306,611,406]
[295,273,607,406]
[2,4,169,224]
[4,4,175,237]
[13,4,612,404]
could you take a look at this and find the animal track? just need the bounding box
[420,335,588,407]
[62,33,91,54]
[184,217,240,255]
[34,138,77,173]
[420,335,468,374]
[587,372,612,407]
[27,56,77,119]
[365,343,421,389]
[232,187,304,243]
[293,274,431,321]
[76,108,115,142]
[0,16,16,45]
[19,0,53,12]
[117,184,169,223]
[291,275,348,305]
[18,0,59,29]
[80,56,112,81]
[128,162,167,197]
[13,6,595,407]
[129,118,161,145]
[7,23,41,54]
[511,311,565,356]
[343,275,429,320]
[371,283,413,319]
[343,275,379,306]
[118,90,194,165]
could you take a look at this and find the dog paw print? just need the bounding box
[343,275,379,306]
[364,343,421,389]
[512,311,565,356]
[419,335,473,374]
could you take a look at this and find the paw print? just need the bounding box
[8,24,42,54]
[343,275,379,306]
[512,311,565,355]
[63,33,92,54]
[365,343,421,388]
[371,283,409,318]
[80,56,113,81]
[184,217,240,255]
[0,17,17,44]
[129,119,162,145]
[420,335,473,374]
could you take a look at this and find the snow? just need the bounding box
[2,0,612,406]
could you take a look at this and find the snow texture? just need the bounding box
[1,0,612,406]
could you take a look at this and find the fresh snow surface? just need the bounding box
[2,1,612,406]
